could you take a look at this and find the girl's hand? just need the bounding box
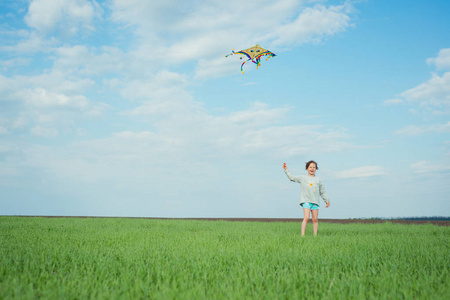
[326,202,331,208]
[283,163,287,170]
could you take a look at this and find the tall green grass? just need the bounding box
[0,217,448,299]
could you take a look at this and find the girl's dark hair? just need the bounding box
[305,160,318,170]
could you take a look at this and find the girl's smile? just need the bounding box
[307,163,316,177]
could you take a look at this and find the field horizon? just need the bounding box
[2,215,449,226]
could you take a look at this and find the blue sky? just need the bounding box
[1,0,449,219]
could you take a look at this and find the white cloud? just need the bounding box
[400,72,450,112]
[11,117,27,130]
[0,72,99,112]
[269,4,353,47]
[115,69,356,159]
[110,0,297,39]
[3,0,101,53]
[25,88,89,109]
[386,49,450,114]
[0,57,32,69]
[16,115,355,190]
[395,121,450,136]
[410,161,450,174]
[0,71,107,138]
[109,0,355,75]
[426,48,450,70]
[195,57,239,79]
[120,70,192,106]
[127,97,354,161]
[386,72,450,114]
[30,125,58,138]
[335,166,387,179]
[24,0,98,36]
[53,45,129,75]
[0,30,53,53]
[7,90,357,189]
[383,98,403,106]
[1,66,97,104]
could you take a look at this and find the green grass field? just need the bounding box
[1,217,448,299]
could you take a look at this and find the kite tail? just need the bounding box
[224,49,236,57]
[254,52,276,69]
[241,58,251,74]
[254,58,262,69]
[265,52,276,62]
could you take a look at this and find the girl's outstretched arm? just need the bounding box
[283,163,301,183]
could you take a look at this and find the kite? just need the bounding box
[225,44,276,74]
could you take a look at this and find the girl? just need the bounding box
[283,161,330,236]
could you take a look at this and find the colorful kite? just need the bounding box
[225,44,276,74]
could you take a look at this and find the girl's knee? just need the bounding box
[312,217,318,223]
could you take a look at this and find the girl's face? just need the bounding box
[307,163,316,176]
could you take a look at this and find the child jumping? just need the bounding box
[283,161,330,236]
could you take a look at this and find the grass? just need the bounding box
[0,217,449,299]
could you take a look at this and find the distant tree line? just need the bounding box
[356,216,450,221]
[392,216,449,221]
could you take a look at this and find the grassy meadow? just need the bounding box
[0,217,449,299]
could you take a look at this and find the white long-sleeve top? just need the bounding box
[284,168,330,206]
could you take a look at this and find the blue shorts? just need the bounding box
[301,202,319,210]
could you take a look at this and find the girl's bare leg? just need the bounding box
[301,208,311,236]
[311,209,319,235]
